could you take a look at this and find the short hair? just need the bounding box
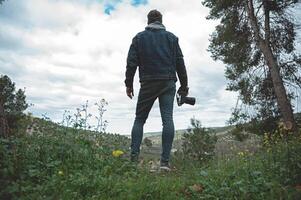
[147,9,162,24]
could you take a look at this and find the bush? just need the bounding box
[143,137,152,148]
[181,118,217,164]
[229,124,249,141]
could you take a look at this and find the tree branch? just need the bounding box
[255,2,264,17]
[263,0,271,45]
[245,0,265,46]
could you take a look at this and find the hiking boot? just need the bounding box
[159,161,171,171]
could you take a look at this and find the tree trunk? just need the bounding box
[246,0,297,132]
[0,98,9,138]
[260,45,297,131]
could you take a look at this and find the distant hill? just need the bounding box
[143,129,186,138]
[143,126,233,138]
[132,125,234,145]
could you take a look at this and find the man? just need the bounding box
[125,9,188,170]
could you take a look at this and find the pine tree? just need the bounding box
[0,75,28,137]
[203,0,301,132]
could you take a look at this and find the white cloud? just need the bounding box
[0,0,240,134]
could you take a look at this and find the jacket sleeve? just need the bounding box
[175,38,188,87]
[125,36,139,88]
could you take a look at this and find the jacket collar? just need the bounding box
[145,21,166,30]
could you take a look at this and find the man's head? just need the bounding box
[147,9,162,24]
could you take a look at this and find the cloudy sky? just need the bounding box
[0,0,299,134]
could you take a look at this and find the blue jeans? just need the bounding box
[130,80,176,162]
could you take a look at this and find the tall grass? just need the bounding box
[1,120,301,199]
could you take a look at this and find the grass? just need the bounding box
[1,120,301,199]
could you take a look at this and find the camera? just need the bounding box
[176,87,196,106]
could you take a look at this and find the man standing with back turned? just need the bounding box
[125,10,188,171]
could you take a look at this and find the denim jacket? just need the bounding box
[125,21,188,88]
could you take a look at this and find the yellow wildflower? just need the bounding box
[112,150,124,157]
[58,170,64,176]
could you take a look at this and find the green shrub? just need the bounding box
[229,123,250,141]
[196,138,301,199]
[181,118,217,165]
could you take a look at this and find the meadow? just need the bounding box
[1,116,301,200]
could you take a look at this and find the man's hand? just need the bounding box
[177,86,189,97]
[126,87,134,99]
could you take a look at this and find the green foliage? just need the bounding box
[197,139,301,199]
[203,0,301,133]
[0,75,28,132]
[1,121,301,199]
[181,118,217,164]
[143,137,152,148]
[0,130,131,199]
[228,108,279,137]
[229,124,250,142]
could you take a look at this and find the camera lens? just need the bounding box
[184,97,196,105]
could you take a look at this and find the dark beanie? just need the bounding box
[147,10,162,24]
